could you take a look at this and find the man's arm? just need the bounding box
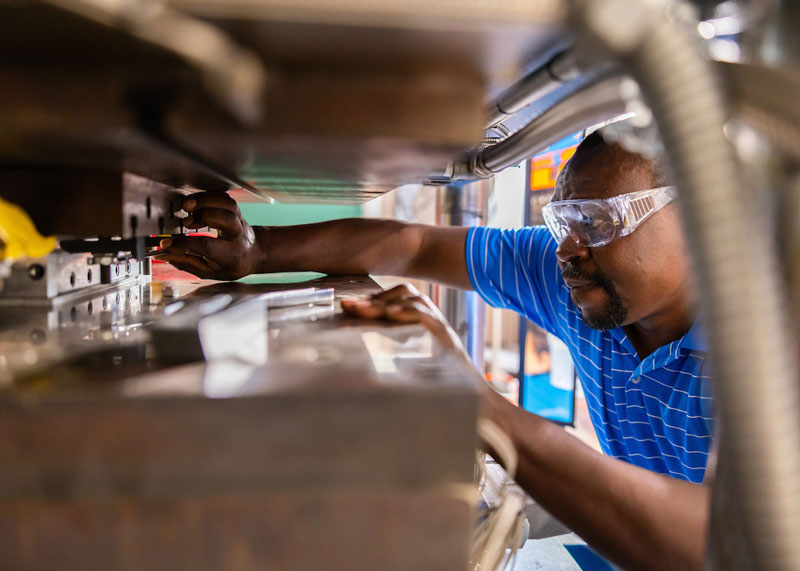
[154,192,472,288]
[342,287,710,571]
[483,388,709,571]
[256,219,471,288]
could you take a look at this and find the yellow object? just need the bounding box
[0,196,57,261]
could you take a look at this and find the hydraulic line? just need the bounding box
[451,74,628,180]
[485,50,581,129]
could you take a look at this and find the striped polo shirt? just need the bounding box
[466,225,713,483]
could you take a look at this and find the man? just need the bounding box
[156,132,712,569]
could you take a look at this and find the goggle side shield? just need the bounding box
[542,186,677,247]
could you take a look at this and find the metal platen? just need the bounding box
[0,272,481,570]
[0,0,569,205]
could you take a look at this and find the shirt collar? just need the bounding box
[608,316,708,362]
[678,318,708,353]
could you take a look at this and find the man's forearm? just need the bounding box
[254,218,472,289]
[484,390,709,570]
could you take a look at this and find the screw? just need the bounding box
[29,329,46,345]
[28,264,45,280]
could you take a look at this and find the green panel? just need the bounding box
[236,203,360,282]
[237,271,326,284]
[239,202,362,226]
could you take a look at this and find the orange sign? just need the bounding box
[530,146,577,192]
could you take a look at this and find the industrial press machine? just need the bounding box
[2,1,800,570]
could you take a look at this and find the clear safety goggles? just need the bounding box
[541,186,678,247]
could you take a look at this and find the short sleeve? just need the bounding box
[465,225,564,335]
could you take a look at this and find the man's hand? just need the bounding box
[341,283,472,366]
[153,193,265,280]
[153,196,472,287]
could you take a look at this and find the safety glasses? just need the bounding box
[541,186,677,247]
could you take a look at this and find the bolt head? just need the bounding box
[27,264,45,280]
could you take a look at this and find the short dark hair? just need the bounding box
[570,130,669,188]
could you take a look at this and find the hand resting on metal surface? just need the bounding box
[340,283,473,368]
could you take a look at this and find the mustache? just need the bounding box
[561,263,612,292]
[561,263,597,283]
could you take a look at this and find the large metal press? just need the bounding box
[1,1,800,569]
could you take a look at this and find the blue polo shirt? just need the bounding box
[466,226,713,483]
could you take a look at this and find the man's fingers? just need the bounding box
[153,253,216,279]
[370,283,420,304]
[182,192,238,214]
[342,285,416,316]
[340,299,387,319]
[184,208,243,237]
[342,289,431,320]
[341,297,461,355]
[386,295,441,318]
[384,302,458,352]
[160,235,220,260]
[341,297,431,323]
[385,298,440,323]
[383,303,428,323]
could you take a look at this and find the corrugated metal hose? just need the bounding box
[577,1,800,568]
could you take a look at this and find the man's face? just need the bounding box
[551,155,691,330]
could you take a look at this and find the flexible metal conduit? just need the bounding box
[578,1,800,569]
[452,74,628,180]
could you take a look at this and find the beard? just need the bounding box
[561,263,627,331]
